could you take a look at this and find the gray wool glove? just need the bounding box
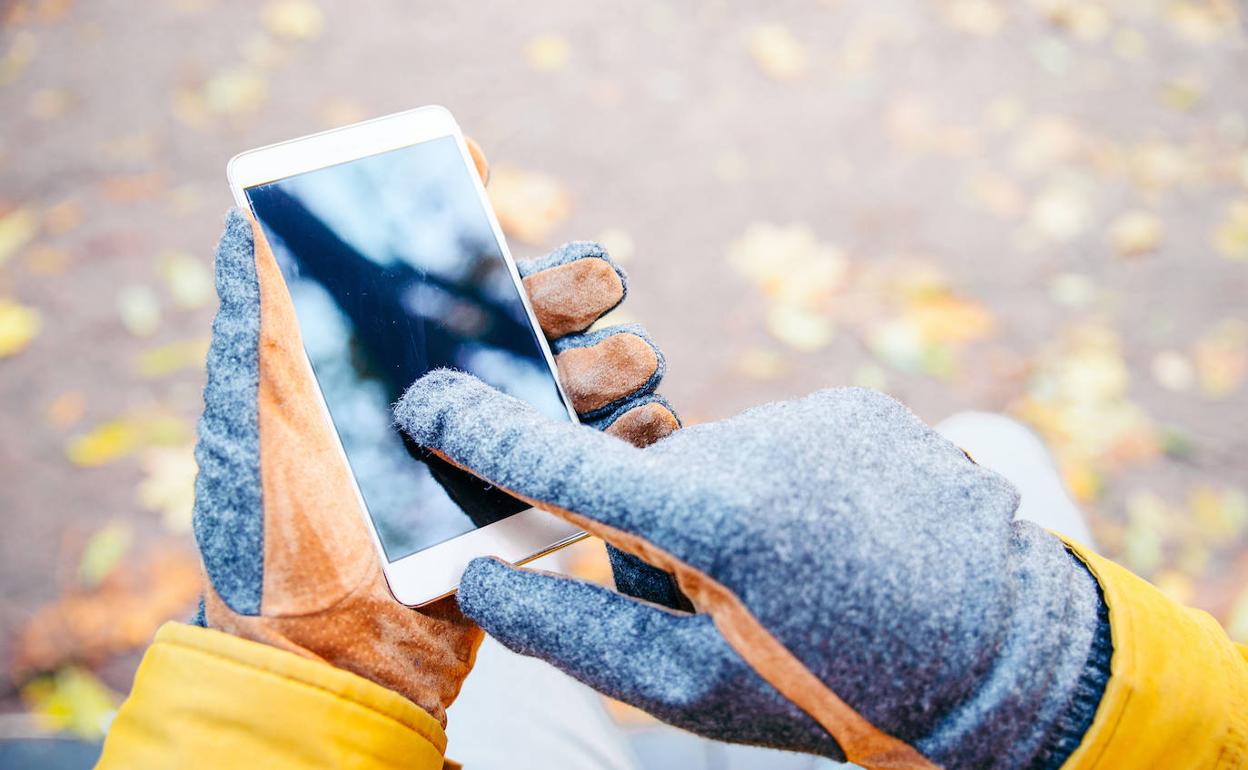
[394,372,1111,770]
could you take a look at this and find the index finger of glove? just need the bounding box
[396,369,682,542]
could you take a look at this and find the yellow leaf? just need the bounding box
[261,0,324,40]
[905,293,995,345]
[594,228,635,263]
[203,69,268,115]
[1212,199,1248,261]
[487,168,571,244]
[942,0,1007,36]
[766,304,834,352]
[1108,210,1163,257]
[0,206,39,266]
[0,30,37,87]
[0,298,42,358]
[734,347,790,380]
[66,412,191,468]
[967,170,1026,218]
[79,522,133,588]
[137,446,198,532]
[1124,490,1170,576]
[133,337,210,378]
[159,251,213,309]
[748,24,808,81]
[1049,272,1098,308]
[1150,350,1194,392]
[1188,486,1247,542]
[20,667,119,740]
[1029,175,1094,242]
[1194,318,1247,398]
[117,285,161,337]
[27,87,75,121]
[1228,584,1248,642]
[525,33,570,72]
[1158,78,1204,112]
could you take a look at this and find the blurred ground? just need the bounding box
[1,0,1247,748]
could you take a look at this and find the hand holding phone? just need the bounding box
[197,108,681,724]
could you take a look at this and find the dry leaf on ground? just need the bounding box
[487,167,571,245]
[12,542,202,678]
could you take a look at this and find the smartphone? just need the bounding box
[227,106,585,606]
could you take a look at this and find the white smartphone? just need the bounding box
[227,106,585,606]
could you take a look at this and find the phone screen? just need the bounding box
[245,136,571,562]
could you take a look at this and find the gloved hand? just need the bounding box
[192,139,682,726]
[394,374,1108,769]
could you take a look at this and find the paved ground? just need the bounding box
[1,0,1246,754]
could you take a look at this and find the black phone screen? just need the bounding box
[245,136,571,562]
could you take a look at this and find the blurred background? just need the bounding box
[1,0,1246,766]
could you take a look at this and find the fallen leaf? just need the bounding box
[78,522,133,589]
[1049,272,1098,307]
[27,87,75,121]
[1035,0,1111,41]
[20,667,118,740]
[260,0,323,41]
[318,98,368,128]
[1126,140,1193,192]
[1151,350,1194,391]
[100,172,167,202]
[1194,318,1247,398]
[66,411,191,467]
[942,0,1007,36]
[24,244,71,274]
[594,228,635,263]
[137,445,198,532]
[1189,486,1248,542]
[42,199,82,235]
[1009,116,1083,173]
[487,167,571,244]
[1108,210,1163,257]
[159,251,213,309]
[1112,27,1149,60]
[0,206,39,266]
[117,285,161,337]
[133,337,209,378]
[766,304,835,352]
[734,347,790,380]
[0,298,42,358]
[525,33,570,72]
[13,543,202,677]
[1212,199,1248,260]
[1167,1,1236,43]
[45,391,86,430]
[967,170,1026,218]
[1228,584,1248,642]
[1159,78,1204,112]
[1012,322,1161,502]
[748,24,808,81]
[852,362,890,390]
[203,68,268,114]
[1124,490,1169,576]
[1029,174,1094,242]
[0,30,38,87]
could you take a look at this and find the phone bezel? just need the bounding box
[227,105,586,607]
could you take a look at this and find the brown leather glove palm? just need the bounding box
[193,143,679,724]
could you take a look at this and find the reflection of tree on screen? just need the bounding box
[251,182,551,544]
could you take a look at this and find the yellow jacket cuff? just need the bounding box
[96,622,448,770]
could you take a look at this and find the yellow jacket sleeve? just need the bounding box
[95,622,450,770]
[1061,538,1248,770]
